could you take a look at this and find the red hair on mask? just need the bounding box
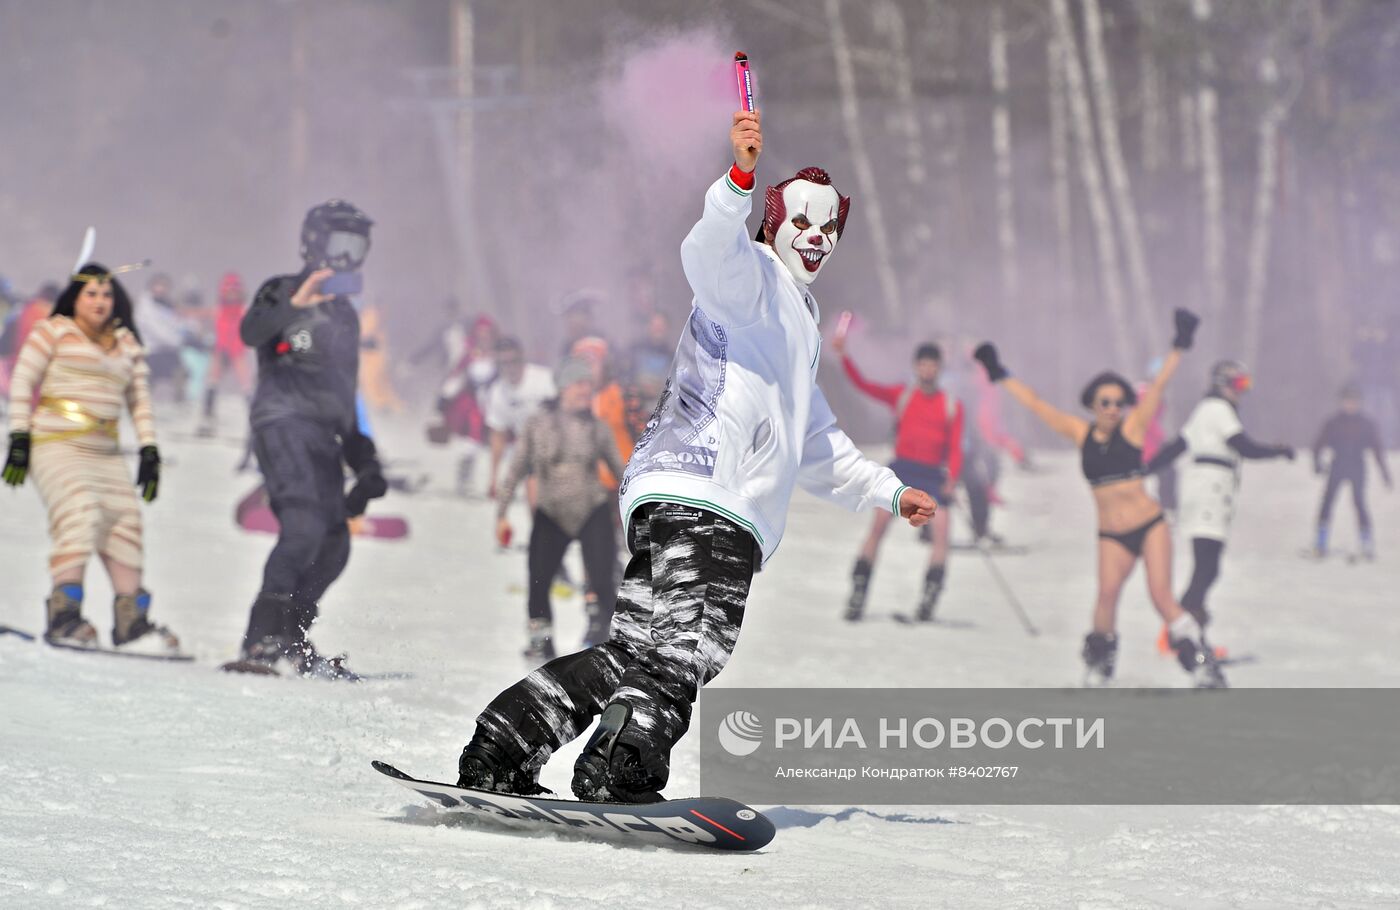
[762,167,851,241]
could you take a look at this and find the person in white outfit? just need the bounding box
[453,108,937,803]
[1148,360,1294,633]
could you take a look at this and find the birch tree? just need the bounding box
[826,0,902,322]
[989,3,1020,305]
[1080,0,1160,351]
[1194,0,1227,326]
[1051,0,1135,367]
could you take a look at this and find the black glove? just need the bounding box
[342,431,378,474]
[136,445,161,502]
[3,431,31,486]
[1172,308,1200,350]
[973,343,1009,382]
[345,468,388,518]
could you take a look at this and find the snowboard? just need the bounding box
[219,659,414,681]
[372,760,775,852]
[234,485,409,540]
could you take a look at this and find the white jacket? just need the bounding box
[618,172,906,566]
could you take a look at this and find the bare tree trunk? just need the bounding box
[449,0,490,321]
[989,3,1019,306]
[1241,98,1286,371]
[1194,0,1227,328]
[1137,2,1166,173]
[873,1,925,189]
[1048,25,1076,401]
[1179,92,1199,172]
[826,0,902,323]
[1081,0,1160,351]
[1051,0,1135,367]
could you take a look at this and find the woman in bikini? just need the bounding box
[973,309,1224,687]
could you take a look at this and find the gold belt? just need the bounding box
[33,397,120,444]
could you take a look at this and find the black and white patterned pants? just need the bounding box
[470,502,757,787]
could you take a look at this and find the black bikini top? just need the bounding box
[1081,424,1145,487]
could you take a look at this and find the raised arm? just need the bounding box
[974,342,1086,444]
[1123,308,1197,445]
[679,112,767,327]
[240,269,333,347]
[1122,349,1182,445]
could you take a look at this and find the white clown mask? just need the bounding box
[763,167,851,286]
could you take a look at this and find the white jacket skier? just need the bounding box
[620,158,916,566]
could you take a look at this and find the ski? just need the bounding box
[371,760,775,852]
[46,640,194,662]
[890,614,977,629]
[0,625,37,641]
[948,542,1031,555]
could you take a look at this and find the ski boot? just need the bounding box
[572,703,665,804]
[1360,528,1376,562]
[913,565,947,622]
[523,619,556,662]
[582,597,612,648]
[112,589,182,656]
[845,558,873,621]
[1081,632,1118,687]
[457,737,549,795]
[1171,634,1228,688]
[1312,522,1331,560]
[44,584,97,648]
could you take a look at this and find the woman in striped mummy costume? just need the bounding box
[3,264,179,653]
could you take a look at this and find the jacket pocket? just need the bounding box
[738,418,776,475]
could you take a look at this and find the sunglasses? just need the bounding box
[1096,397,1125,409]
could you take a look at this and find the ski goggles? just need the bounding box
[1228,374,1252,393]
[323,230,370,271]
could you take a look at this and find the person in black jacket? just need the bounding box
[232,200,386,677]
[1312,384,1392,559]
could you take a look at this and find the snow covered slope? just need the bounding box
[2,422,1398,908]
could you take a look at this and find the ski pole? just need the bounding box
[950,494,1039,637]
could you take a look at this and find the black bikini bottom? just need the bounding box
[1098,513,1166,557]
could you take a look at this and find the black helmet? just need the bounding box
[301,199,373,271]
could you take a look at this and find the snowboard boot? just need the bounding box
[1081,632,1118,687]
[582,597,612,649]
[1360,527,1376,562]
[572,703,665,804]
[1171,631,1228,689]
[523,619,556,662]
[845,558,873,621]
[914,565,947,622]
[44,583,97,648]
[112,589,181,655]
[240,593,294,667]
[280,598,356,679]
[456,736,548,795]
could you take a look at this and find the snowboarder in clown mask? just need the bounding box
[453,109,935,804]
